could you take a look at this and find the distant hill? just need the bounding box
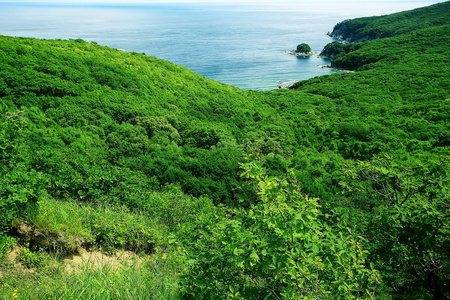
[328,1,450,42]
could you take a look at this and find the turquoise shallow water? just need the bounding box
[0,2,440,90]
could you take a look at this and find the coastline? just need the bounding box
[275,65,354,90]
[316,64,355,73]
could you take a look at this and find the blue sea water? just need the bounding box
[0,1,441,90]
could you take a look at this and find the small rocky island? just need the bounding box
[285,43,313,57]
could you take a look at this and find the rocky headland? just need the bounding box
[326,23,379,43]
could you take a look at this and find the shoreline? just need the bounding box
[275,65,354,90]
[284,50,315,57]
[316,64,355,73]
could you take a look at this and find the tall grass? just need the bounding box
[0,251,181,299]
[1,184,211,299]
[23,197,164,255]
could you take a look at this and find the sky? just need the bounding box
[0,0,445,3]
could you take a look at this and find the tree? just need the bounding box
[296,43,312,54]
[179,151,380,299]
[341,155,450,299]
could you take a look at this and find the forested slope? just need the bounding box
[0,36,273,208]
[328,0,450,42]
[1,2,449,299]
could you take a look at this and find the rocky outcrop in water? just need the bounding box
[285,43,314,57]
[285,50,314,57]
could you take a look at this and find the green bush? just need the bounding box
[90,205,163,254]
[179,154,380,298]
[17,243,48,268]
[0,234,16,262]
[296,43,312,53]
[0,111,47,225]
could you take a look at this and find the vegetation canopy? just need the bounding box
[296,43,312,54]
[0,2,449,299]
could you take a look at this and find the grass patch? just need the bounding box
[21,197,165,256]
[0,250,181,299]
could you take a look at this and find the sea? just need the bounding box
[0,1,442,90]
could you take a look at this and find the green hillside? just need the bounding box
[0,36,261,208]
[1,2,449,299]
[328,1,450,42]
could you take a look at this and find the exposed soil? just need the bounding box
[1,245,145,278]
[2,223,146,277]
[16,223,34,241]
[10,222,89,256]
[63,248,143,273]
[0,246,36,278]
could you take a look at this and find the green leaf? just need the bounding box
[312,244,319,254]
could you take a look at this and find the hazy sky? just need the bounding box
[0,0,445,3]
